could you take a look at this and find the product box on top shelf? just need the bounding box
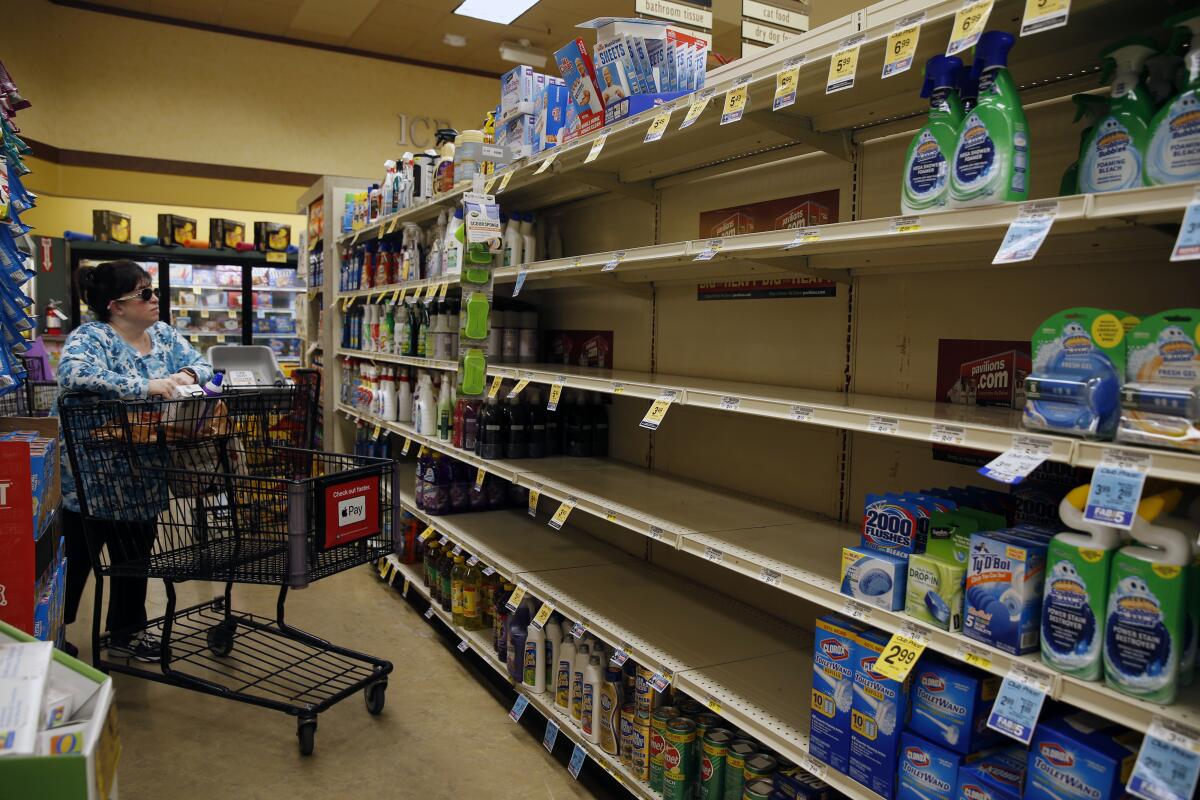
[157,213,198,246]
[501,65,543,120]
[554,38,605,141]
[209,217,246,249]
[497,113,538,161]
[91,210,130,244]
[534,78,567,151]
[255,221,291,252]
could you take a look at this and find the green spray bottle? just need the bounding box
[1060,95,1109,196]
[1146,10,1200,185]
[949,31,1030,207]
[1079,38,1157,193]
[1146,26,1189,110]
[901,55,964,214]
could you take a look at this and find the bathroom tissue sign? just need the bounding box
[322,475,381,549]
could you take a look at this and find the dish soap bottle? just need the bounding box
[1147,10,1200,185]
[1079,38,1158,193]
[901,55,964,214]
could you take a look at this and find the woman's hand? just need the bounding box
[147,377,182,398]
[171,369,197,386]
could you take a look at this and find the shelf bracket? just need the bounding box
[745,112,853,162]
[564,168,657,205]
[741,257,853,285]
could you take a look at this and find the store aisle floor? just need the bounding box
[74,565,618,800]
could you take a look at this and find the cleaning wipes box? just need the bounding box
[841,546,907,611]
[956,748,1028,800]
[849,628,910,799]
[810,614,863,774]
[964,529,1047,655]
[501,65,540,120]
[554,38,605,140]
[1026,712,1141,800]
[909,659,1001,754]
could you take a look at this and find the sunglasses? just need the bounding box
[114,287,160,303]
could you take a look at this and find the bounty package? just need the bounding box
[1024,308,1128,439]
[810,614,863,774]
[1025,713,1141,800]
[1117,309,1200,451]
[909,659,1001,754]
[848,628,911,800]
[554,38,605,140]
[964,529,1048,655]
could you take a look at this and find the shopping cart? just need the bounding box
[59,382,397,755]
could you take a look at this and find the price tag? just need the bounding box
[1021,0,1070,36]
[488,374,504,399]
[783,227,821,250]
[1128,719,1200,800]
[719,395,741,411]
[826,35,863,94]
[891,215,921,233]
[703,546,724,564]
[799,754,829,782]
[402,578,410,597]
[513,269,527,297]
[602,250,625,272]
[954,642,993,671]
[568,744,587,779]
[425,282,439,300]
[883,13,924,78]
[266,251,287,264]
[929,424,966,445]
[466,555,479,567]
[418,445,428,458]
[868,415,900,435]
[993,201,1058,264]
[548,380,565,410]
[398,287,408,303]
[509,693,530,722]
[760,566,782,587]
[508,377,531,397]
[649,671,672,692]
[438,281,449,299]
[720,76,752,125]
[679,89,715,130]
[639,390,678,431]
[474,466,486,493]
[191,286,202,295]
[948,0,994,56]
[1084,450,1151,530]
[424,606,435,620]
[584,132,608,164]
[773,56,804,111]
[694,239,723,261]
[543,720,560,753]
[483,175,498,194]
[572,256,583,269]
[1171,191,1200,261]
[377,559,389,579]
[790,405,815,422]
[570,620,586,639]
[200,309,210,319]
[610,647,630,667]
[873,628,929,682]
[647,525,666,541]
[496,170,514,194]
[531,602,556,629]
[534,151,557,175]
[604,509,618,522]
[644,108,672,142]
[401,437,412,455]
[842,597,873,623]
[987,665,1053,745]
[457,639,470,653]
[549,498,577,530]
[505,585,528,611]
[612,382,626,394]
[378,224,388,241]
[438,535,449,547]
[528,486,540,517]
[418,526,435,542]
[483,565,496,577]
[451,544,462,556]
[705,696,723,714]
[389,287,401,303]
[978,434,1054,485]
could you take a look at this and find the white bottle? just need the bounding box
[544,617,563,691]
[444,208,464,277]
[380,368,396,422]
[554,632,576,710]
[519,213,537,264]
[416,373,437,435]
[502,214,524,268]
[581,654,603,744]
[523,621,546,694]
[434,308,454,361]
[570,642,591,726]
[396,371,412,423]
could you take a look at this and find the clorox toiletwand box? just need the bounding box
[909,659,1001,754]
[810,615,863,774]
[963,530,1047,655]
[849,629,911,799]
[898,731,970,800]
[956,748,1028,800]
[1025,713,1141,800]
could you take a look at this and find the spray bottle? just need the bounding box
[1080,38,1157,193]
[901,55,964,214]
[1060,95,1109,196]
[1146,27,1189,109]
[1147,10,1200,185]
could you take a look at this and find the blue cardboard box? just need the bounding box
[849,628,911,799]
[956,747,1027,800]
[810,614,863,774]
[1026,713,1141,800]
[841,545,907,611]
[964,529,1047,655]
[909,659,1002,754]
[861,494,928,559]
[603,90,688,125]
[898,731,965,800]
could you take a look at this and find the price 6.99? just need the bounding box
[883,643,919,668]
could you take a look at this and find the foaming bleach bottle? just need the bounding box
[1061,94,1109,195]
[1040,484,1124,680]
[1104,491,1189,704]
[1147,9,1200,185]
[1079,38,1157,193]
[950,31,1029,207]
[901,55,964,214]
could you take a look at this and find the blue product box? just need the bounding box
[1026,713,1141,800]
[554,38,605,139]
[603,90,688,125]
[909,659,1002,754]
[956,757,1024,800]
[963,529,1048,655]
[810,614,863,775]
[774,770,833,800]
[861,494,927,559]
[535,81,567,152]
[898,731,964,800]
[849,628,911,799]
[498,113,537,161]
[500,65,539,120]
[840,545,907,611]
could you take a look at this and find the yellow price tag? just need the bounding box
[508,378,531,398]
[402,578,410,597]
[534,150,557,175]
[705,696,723,714]
[883,14,924,78]
[873,631,928,682]
[584,132,608,164]
[612,383,625,394]
[378,224,388,240]
[488,374,504,399]
[189,335,199,344]
[548,498,576,530]
[826,37,862,94]
[506,585,527,609]
[497,170,514,193]
[423,282,437,300]
[892,215,921,234]
[644,109,672,143]
[547,382,564,409]
[192,286,202,295]
[1020,0,1069,35]
[483,175,498,194]
[418,445,429,458]
[200,309,209,319]
[638,392,677,432]
[372,423,382,439]
[957,644,993,671]
[418,526,435,542]
[679,92,713,130]
[377,559,389,579]
[401,436,412,455]
[947,0,994,56]
[438,281,449,300]
[527,487,540,516]
[532,603,555,629]
[265,251,287,263]
[773,57,803,110]
[475,466,486,492]
[720,77,751,125]
[398,287,408,303]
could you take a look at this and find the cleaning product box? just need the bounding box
[91,210,130,243]
[861,494,927,559]
[898,730,981,800]
[849,628,911,799]
[535,79,567,151]
[254,221,291,252]
[775,769,834,800]
[906,552,965,631]
[964,529,1047,655]
[209,217,246,249]
[810,614,862,774]
[909,659,1001,754]
[554,38,605,140]
[157,213,197,246]
[1026,713,1141,800]
[497,113,538,160]
[603,91,688,125]
[501,65,540,119]
[955,748,1027,800]
[841,546,907,611]
[1118,309,1200,452]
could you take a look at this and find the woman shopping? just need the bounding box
[57,259,213,661]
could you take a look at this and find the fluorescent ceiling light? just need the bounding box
[454,0,539,25]
[499,39,547,68]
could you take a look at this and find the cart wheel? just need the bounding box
[206,620,237,657]
[364,681,387,715]
[297,718,317,756]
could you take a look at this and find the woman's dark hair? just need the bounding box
[77,259,151,322]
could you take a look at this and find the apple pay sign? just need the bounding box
[323,475,381,549]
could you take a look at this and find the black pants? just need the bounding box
[63,507,157,644]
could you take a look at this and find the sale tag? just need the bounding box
[584,132,608,164]
[891,215,921,233]
[842,597,874,623]
[488,374,504,399]
[483,565,496,577]
[457,639,470,653]
[418,526,435,542]
[513,269,528,297]
[474,466,486,493]
[644,108,673,142]
[773,56,804,110]
[883,13,924,78]
[799,754,829,782]
[703,546,724,564]
[612,382,626,394]
[548,380,565,410]
[534,151,557,175]
[570,620,586,639]
[719,395,741,411]
[1021,0,1070,35]
[705,696,723,714]
[505,585,528,611]
[720,75,752,125]
[610,647,630,667]
[955,642,993,671]
[266,251,287,263]
[872,628,929,682]
[679,89,715,129]
[993,201,1058,264]
[423,606,435,620]
[438,281,449,299]
[868,415,900,435]
[401,436,412,455]
[568,744,587,779]
[496,170,514,193]
[1171,191,1200,261]
[528,486,540,516]
[602,250,625,272]
[639,390,678,431]
[694,239,723,261]
[649,671,672,692]
[549,498,577,530]
[543,720,560,753]
[509,693,530,722]
[948,0,994,56]
[790,405,815,422]
[826,35,863,94]
[1128,719,1200,800]
[402,578,410,597]
[978,435,1054,485]
[531,602,555,629]
[760,566,782,587]
[987,665,1053,745]
[1084,450,1151,530]
[508,377,531,397]
[783,227,821,250]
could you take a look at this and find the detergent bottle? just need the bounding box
[1079,38,1157,193]
[1040,485,1124,680]
[949,31,1030,207]
[901,55,964,214]
[1104,491,1189,704]
[1060,94,1109,196]
[1147,10,1200,185]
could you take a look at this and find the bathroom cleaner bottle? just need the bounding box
[508,602,530,683]
[1104,492,1188,703]
[1040,484,1124,680]
[544,616,563,689]
[444,208,464,276]
[523,618,546,694]
[949,31,1030,207]
[1060,94,1109,195]
[520,213,538,264]
[555,633,576,710]
[901,55,964,214]
[571,641,592,726]
[581,654,604,744]
[1146,28,1188,109]
[1079,38,1157,193]
[1147,10,1200,185]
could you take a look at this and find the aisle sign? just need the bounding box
[549,497,577,530]
[534,151,557,175]
[1021,0,1070,36]
[531,602,556,629]
[883,13,925,78]
[497,170,514,193]
[978,435,1054,484]
[873,625,930,682]
[680,89,716,130]
[773,57,804,110]
[505,585,528,611]
[645,108,673,142]
[639,390,679,431]
[513,269,528,297]
[528,486,541,516]
[986,665,1053,745]
[603,250,626,271]
[548,379,566,410]
[584,132,609,164]
[993,201,1058,264]
[474,466,486,493]
[1127,719,1200,800]
[826,36,863,94]
[510,693,530,722]
[694,239,723,261]
[543,720,560,753]
[568,744,587,779]
[1170,191,1200,261]
[947,0,994,56]
[488,374,504,399]
[1083,450,1151,530]
[720,76,752,125]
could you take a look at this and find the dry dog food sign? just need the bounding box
[323,475,381,549]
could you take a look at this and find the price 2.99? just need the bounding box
[883,642,920,669]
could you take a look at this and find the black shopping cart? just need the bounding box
[59,382,397,755]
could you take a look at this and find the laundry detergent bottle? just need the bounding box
[1040,484,1124,680]
[901,55,964,214]
[950,31,1030,207]
[1104,492,1189,704]
[1079,38,1157,193]
[1147,10,1200,185]
[1060,94,1109,195]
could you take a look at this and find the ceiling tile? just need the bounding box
[289,0,380,39]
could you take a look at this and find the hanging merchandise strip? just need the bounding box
[947,0,994,56]
[882,12,925,78]
[826,34,864,94]
[720,75,752,125]
[1021,0,1071,36]
[773,56,804,111]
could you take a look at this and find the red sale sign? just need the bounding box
[323,475,380,550]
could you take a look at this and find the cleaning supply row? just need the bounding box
[0,59,35,399]
[341,298,539,364]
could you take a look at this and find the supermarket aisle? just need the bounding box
[74,566,613,800]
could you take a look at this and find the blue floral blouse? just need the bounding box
[56,322,213,512]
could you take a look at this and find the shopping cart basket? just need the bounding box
[59,383,397,755]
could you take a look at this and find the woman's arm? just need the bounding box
[161,324,214,384]
[57,325,149,399]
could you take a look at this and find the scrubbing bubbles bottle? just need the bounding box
[949,32,1030,207]
[1147,9,1200,185]
[901,55,964,214]
[1079,38,1157,193]
[1060,94,1108,195]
